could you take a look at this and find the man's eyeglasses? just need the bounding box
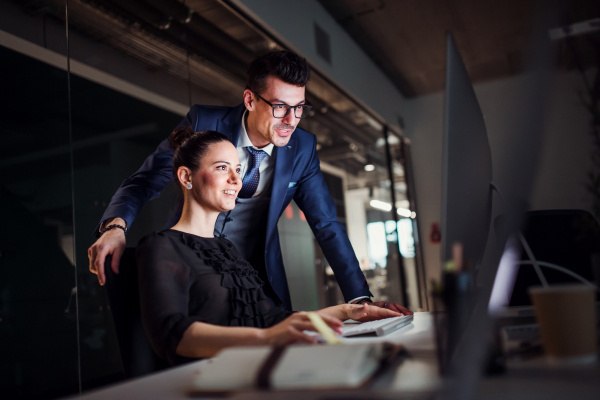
[250,90,313,119]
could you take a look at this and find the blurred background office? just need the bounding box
[0,0,597,398]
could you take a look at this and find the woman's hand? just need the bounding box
[261,312,343,346]
[346,303,403,322]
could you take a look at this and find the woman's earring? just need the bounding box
[186,183,192,189]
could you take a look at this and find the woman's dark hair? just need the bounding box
[246,50,311,94]
[170,127,229,179]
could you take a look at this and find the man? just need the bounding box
[89,51,411,314]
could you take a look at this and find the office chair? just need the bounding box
[104,248,168,378]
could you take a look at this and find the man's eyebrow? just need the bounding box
[271,98,306,106]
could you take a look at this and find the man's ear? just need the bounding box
[243,89,255,111]
[177,166,192,187]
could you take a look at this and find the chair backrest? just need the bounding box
[105,248,168,378]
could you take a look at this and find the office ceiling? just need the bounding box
[14,0,599,178]
[318,0,600,97]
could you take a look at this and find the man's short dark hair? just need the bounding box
[246,51,311,94]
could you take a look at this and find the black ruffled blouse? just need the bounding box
[136,229,291,366]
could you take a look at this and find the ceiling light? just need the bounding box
[364,164,375,172]
[397,208,412,218]
[370,200,392,212]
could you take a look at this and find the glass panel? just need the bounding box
[295,83,413,308]
[70,74,184,390]
[0,40,78,398]
[66,1,243,389]
[392,138,427,310]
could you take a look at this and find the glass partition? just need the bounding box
[0,0,426,396]
[69,74,185,390]
[0,27,79,399]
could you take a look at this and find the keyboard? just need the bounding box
[500,324,541,353]
[340,315,414,337]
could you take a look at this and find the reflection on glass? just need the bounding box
[398,219,416,259]
[69,74,184,390]
[367,222,388,268]
[0,46,78,397]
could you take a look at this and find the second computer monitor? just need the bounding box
[441,33,493,268]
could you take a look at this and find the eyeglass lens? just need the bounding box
[272,105,311,119]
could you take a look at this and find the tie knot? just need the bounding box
[246,147,267,161]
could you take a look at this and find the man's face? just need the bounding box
[244,76,306,148]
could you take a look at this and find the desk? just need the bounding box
[72,312,439,400]
[70,312,600,399]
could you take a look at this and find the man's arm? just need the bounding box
[93,137,174,237]
[89,106,199,285]
[292,135,372,302]
[292,136,412,314]
[89,218,127,286]
[88,138,173,285]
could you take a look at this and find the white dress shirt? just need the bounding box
[237,110,274,197]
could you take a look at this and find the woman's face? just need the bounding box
[190,140,242,212]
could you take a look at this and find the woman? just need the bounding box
[137,127,401,366]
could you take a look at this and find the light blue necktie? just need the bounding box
[238,147,267,199]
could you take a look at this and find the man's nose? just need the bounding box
[282,111,297,126]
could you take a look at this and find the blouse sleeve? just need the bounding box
[136,233,202,365]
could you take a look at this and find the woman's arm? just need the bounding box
[177,312,344,358]
[138,233,345,361]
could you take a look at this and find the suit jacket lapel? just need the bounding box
[217,104,246,145]
[266,135,297,242]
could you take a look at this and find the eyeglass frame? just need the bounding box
[249,89,313,119]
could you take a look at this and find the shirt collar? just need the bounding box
[238,110,274,156]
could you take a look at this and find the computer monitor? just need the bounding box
[439,7,556,396]
[441,33,493,269]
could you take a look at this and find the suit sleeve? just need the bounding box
[93,107,199,236]
[292,135,372,302]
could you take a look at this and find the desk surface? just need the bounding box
[71,312,600,399]
[72,312,438,400]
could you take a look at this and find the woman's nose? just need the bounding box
[229,171,240,185]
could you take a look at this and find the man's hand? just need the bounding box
[370,301,413,315]
[88,218,127,286]
[347,303,403,322]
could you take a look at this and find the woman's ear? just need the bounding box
[177,167,192,188]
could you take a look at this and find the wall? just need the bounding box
[403,69,595,286]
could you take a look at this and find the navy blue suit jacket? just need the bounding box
[99,104,371,310]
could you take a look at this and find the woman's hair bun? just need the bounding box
[169,126,196,150]
[170,128,229,183]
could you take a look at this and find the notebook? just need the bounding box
[189,342,399,393]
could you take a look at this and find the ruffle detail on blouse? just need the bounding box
[179,233,274,327]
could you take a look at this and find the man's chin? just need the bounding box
[271,133,293,147]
